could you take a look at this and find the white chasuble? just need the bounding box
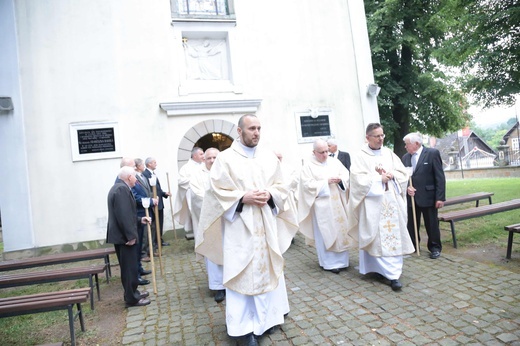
[196,140,298,295]
[298,156,352,252]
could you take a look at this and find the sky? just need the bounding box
[469,102,519,129]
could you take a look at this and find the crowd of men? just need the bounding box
[106,114,446,346]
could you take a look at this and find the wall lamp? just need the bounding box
[0,97,14,111]
[366,84,381,97]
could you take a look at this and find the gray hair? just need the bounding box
[120,157,134,168]
[326,138,338,146]
[134,158,143,166]
[145,157,155,166]
[191,147,203,158]
[313,138,328,150]
[118,166,136,180]
[403,132,423,145]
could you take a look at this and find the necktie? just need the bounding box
[329,153,334,158]
[412,153,418,172]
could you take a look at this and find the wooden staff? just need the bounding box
[409,177,420,256]
[166,172,177,240]
[151,184,164,275]
[144,208,157,294]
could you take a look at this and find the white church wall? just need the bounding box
[1,0,379,253]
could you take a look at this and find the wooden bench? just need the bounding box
[505,223,520,259]
[0,264,107,310]
[438,199,520,248]
[0,248,115,281]
[0,288,91,346]
[444,192,494,207]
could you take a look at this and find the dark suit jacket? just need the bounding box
[143,169,168,210]
[337,150,351,171]
[402,147,446,208]
[106,182,139,244]
[132,181,151,218]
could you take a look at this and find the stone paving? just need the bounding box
[122,233,520,345]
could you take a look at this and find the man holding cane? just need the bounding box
[402,133,446,259]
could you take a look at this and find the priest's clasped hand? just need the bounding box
[243,189,272,207]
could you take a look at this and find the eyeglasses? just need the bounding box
[368,134,385,139]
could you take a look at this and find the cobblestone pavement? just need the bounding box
[122,234,520,345]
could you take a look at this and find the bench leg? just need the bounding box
[488,197,492,205]
[88,275,95,310]
[76,302,86,332]
[450,221,458,248]
[506,231,514,259]
[105,255,112,282]
[95,273,101,301]
[476,200,480,207]
[67,305,77,346]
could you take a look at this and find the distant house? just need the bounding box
[502,121,520,165]
[433,127,497,170]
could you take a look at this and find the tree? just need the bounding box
[438,0,520,108]
[365,0,470,157]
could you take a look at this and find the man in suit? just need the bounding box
[402,132,446,259]
[327,138,351,171]
[143,157,171,248]
[107,166,151,307]
[135,158,157,262]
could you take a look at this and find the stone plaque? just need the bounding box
[294,109,335,143]
[69,121,121,162]
[300,115,331,138]
[77,128,116,154]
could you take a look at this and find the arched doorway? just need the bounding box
[195,132,233,152]
[176,119,238,170]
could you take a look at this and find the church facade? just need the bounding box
[0,0,379,255]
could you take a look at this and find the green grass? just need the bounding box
[443,177,520,247]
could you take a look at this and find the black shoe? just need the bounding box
[429,251,441,259]
[214,289,226,303]
[390,279,402,291]
[139,269,152,276]
[139,290,150,299]
[324,268,341,274]
[263,326,277,335]
[125,298,150,308]
[241,333,258,346]
[138,278,150,285]
[161,241,170,246]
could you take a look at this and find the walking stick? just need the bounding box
[148,176,164,275]
[409,177,420,256]
[141,199,157,294]
[166,172,177,241]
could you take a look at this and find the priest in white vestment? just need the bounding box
[196,115,298,346]
[190,147,226,303]
[347,123,415,291]
[298,139,353,273]
[173,147,204,234]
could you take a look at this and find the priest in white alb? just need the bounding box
[298,139,352,274]
[173,147,204,234]
[195,114,298,346]
[189,147,226,303]
[347,123,414,291]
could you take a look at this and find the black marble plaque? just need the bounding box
[300,115,331,137]
[77,127,116,154]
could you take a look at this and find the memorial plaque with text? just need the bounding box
[77,128,116,154]
[300,115,331,138]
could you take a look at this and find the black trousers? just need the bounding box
[407,205,442,253]
[114,243,141,304]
